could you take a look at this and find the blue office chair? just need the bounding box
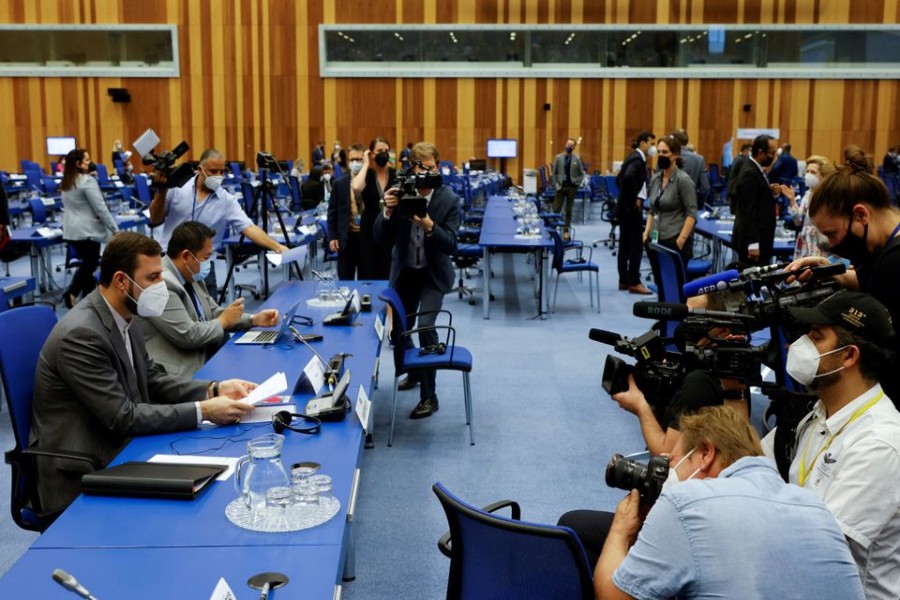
[28,197,48,225]
[133,174,153,208]
[0,306,101,532]
[433,481,594,600]
[377,289,474,446]
[548,229,600,314]
[24,170,44,194]
[93,163,120,195]
[646,242,687,339]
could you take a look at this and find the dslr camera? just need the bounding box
[132,128,193,189]
[606,453,669,507]
[393,163,443,218]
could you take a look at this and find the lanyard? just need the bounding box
[797,390,883,486]
[191,178,210,222]
[888,221,900,244]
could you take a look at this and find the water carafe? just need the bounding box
[233,433,291,520]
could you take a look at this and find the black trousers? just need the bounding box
[553,183,578,229]
[395,266,444,400]
[617,214,644,286]
[337,231,361,280]
[65,240,101,300]
[658,235,693,267]
[557,509,614,570]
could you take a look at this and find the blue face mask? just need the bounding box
[189,251,213,282]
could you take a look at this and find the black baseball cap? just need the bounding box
[789,291,895,346]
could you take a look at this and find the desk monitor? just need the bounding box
[487,139,517,159]
[469,158,487,171]
[46,136,76,156]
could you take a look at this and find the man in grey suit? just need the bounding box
[31,232,255,512]
[672,129,710,205]
[140,221,279,377]
[551,137,585,239]
[374,142,458,419]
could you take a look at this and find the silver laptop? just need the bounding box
[234,299,302,345]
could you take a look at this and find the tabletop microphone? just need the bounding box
[310,270,349,300]
[588,328,623,346]
[290,326,336,391]
[682,269,740,298]
[52,569,98,600]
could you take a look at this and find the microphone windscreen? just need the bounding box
[682,270,739,298]
[632,302,690,320]
[588,328,622,346]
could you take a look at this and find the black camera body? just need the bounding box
[142,140,193,189]
[606,453,670,507]
[395,170,442,218]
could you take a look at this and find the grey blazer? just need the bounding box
[61,174,119,242]
[551,152,586,190]
[140,256,252,377]
[30,289,210,511]
[681,150,710,201]
[373,185,459,294]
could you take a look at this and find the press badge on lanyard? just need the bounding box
[352,214,361,226]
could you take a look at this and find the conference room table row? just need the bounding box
[479,195,552,319]
[0,280,388,599]
[693,215,796,271]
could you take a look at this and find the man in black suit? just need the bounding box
[328,144,367,279]
[732,134,778,266]
[30,232,255,511]
[374,142,459,419]
[616,131,655,294]
[768,143,798,185]
[726,143,752,207]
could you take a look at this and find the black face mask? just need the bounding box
[829,219,870,267]
[760,154,775,168]
[374,152,390,168]
[657,155,672,170]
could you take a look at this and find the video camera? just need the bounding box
[606,453,669,507]
[394,161,443,218]
[132,128,193,189]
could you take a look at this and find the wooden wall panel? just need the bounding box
[0,0,898,183]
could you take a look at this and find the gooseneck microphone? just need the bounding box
[289,326,337,391]
[52,569,98,600]
[682,269,740,298]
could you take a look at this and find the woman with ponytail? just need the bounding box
[643,135,697,265]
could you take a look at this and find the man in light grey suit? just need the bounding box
[140,221,279,377]
[31,232,255,512]
[672,129,710,205]
[550,137,585,239]
[374,142,458,419]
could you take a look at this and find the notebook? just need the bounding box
[80,462,226,500]
[234,299,302,345]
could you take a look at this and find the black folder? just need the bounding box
[80,461,226,500]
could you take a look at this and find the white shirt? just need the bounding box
[762,384,900,600]
[636,148,648,200]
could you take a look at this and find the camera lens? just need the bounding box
[605,453,647,491]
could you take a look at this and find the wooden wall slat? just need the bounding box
[1,0,898,181]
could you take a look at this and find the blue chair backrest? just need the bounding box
[25,170,43,193]
[240,182,255,213]
[548,229,565,271]
[94,163,111,186]
[604,175,619,199]
[21,160,41,174]
[332,162,343,179]
[648,242,686,303]
[28,197,48,224]
[433,482,594,600]
[289,175,302,209]
[0,306,58,449]
[709,163,721,185]
[229,162,242,179]
[377,288,411,369]
[41,176,58,195]
[133,174,152,203]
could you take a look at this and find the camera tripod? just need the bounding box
[218,165,301,304]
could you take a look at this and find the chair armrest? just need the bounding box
[19,447,103,470]
[399,325,457,357]
[407,309,453,328]
[437,499,521,558]
[563,244,593,262]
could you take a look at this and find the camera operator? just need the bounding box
[149,148,288,297]
[595,406,863,600]
[760,291,900,600]
[374,142,458,420]
[788,148,900,405]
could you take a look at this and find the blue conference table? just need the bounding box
[3,280,387,599]
[694,215,795,271]
[479,196,552,319]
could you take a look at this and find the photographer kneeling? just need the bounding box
[595,406,863,600]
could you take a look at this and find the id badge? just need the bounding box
[651,228,659,243]
[352,214,361,226]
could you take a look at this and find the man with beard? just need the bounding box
[762,291,900,600]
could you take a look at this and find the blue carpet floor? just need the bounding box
[0,211,735,597]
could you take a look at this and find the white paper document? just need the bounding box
[241,371,289,406]
[303,356,326,395]
[266,245,308,267]
[209,577,237,600]
[148,454,239,482]
[36,227,63,239]
[355,385,372,434]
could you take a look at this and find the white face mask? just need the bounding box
[785,335,848,386]
[662,447,700,490]
[321,173,332,182]
[126,276,169,318]
[805,173,820,190]
[646,145,658,157]
[349,160,363,175]
[203,173,224,192]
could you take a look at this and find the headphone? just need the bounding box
[272,411,322,435]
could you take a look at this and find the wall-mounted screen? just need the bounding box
[46,136,76,156]
[487,139,517,158]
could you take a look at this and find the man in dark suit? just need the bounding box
[374,142,459,419]
[884,146,899,176]
[726,143,752,206]
[30,232,256,512]
[328,144,367,279]
[616,131,655,294]
[732,135,778,266]
[768,143,798,185]
[672,129,710,203]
